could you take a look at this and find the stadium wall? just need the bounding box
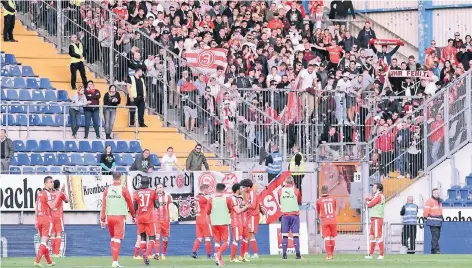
[424,222,472,254]
[0,224,271,257]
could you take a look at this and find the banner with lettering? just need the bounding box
[258,171,292,224]
[67,175,115,210]
[0,175,68,211]
[193,171,243,196]
[389,70,429,78]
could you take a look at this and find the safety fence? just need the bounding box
[387,223,425,254]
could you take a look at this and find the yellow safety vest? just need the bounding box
[289,152,305,176]
[70,43,84,64]
[129,76,146,98]
[3,0,16,16]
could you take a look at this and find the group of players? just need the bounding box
[33,172,386,267]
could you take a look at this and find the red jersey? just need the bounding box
[230,195,244,228]
[326,46,343,63]
[195,194,210,225]
[36,189,53,222]
[316,195,337,225]
[246,189,259,217]
[133,188,157,223]
[113,7,128,20]
[50,190,67,219]
[154,193,172,222]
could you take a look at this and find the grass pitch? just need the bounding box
[2,254,472,268]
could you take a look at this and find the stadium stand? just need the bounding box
[443,175,472,207]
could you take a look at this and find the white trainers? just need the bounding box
[111,261,123,267]
[377,255,384,260]
[33,263,44,267]
[365,255,372,259]
[251,254,259,259]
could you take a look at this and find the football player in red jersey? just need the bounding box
[153,183,172,260]
[50,180,68,258]
[239,179,260,259]
[133,176,159,266]
[34,176,65,267]
[230,183,250,262]
[191,184,213,259]
[316,185,338,260]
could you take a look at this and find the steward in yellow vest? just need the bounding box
[69,34,88,90]
[2,0,17,42]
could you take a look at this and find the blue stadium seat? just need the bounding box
[129,141,142,153]
[1,88,7,100]
[63,166,76,174]
[65,141,79,152]
[57,153,70,165]
[26,140,39,152]
[1,114,16,126]
[9,155,18,165]
[150,154,160,166]
[41,115,55,126]
[9,166,21,174]
[22,66,35,77]
[9,65,22,77]
[114,154,122,165]
[36,166,49,174]
[84,153,97,165]
[116,166,128,174]
[26,78,40,89]
[13,140,26,152]
[89,166,101,175]
[453,201,466,207]
[43,153,57,165]
[71,153,84,165]
[1,66,8,76]
[4,54,17,65]
[39,78,53,90]
[23,166,35,175]
[30,153,44,165]
[29,114,41,126]
[48,105,63,114]
[6,89,19,100]
[49,166,61,174]
[52,140,65,152]
[120,153,134,166]
[25,104,38,113]
[1,77,14,88]
[116,141,129,153]
[76,166,88,174]
[460,189,469,200]
[57,90,70,102]
[467,176,472,187]
[91,141,104,153]
[10,103,25,113]
[78,141,92,152]
[448,189,460,200]
[13,77,26,89]
[104,141,117,152]
[16,114,28,126]
[38,140,53,152]
[19,89,32,101]
[466,201,472,207]
[54,115,66,127]
[44,90,57,102]
[16,153,30,165]
[31,90,45,101]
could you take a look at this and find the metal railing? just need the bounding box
[387,223,424,254]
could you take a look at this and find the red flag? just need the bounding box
[183,49,228,74]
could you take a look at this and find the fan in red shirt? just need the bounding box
[316,185,338,260]
[152,183,173,260]
[230,183,251,263]
[50,180,69,258]
[112,0,129,21]
[240,179,260,259]
[133,176,159,266]
[34,176,66,267]
[191,184,213,259]
[313,39,345,70]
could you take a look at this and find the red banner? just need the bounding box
[258,171,292,224]
[368,38,404,46]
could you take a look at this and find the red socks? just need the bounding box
[192,239,201,253]
[240,240,248,257]
[140,242,148,259]
[368,240,384,256]
[111,241,121,261]
[134,246,140,257]
[379,241,385,256]
[36,243,52,264]
[250,239,258,254]
[219,241,228,256]
[154,240,160,256]
[50,239,56,255]
[369,241,376,256]
[231,241,238,259]
[331,240,336,255]
[162,241,168,255]
[54,237,62,255]
[325,240,331,256]
[205,240,212,256]
[147,240,155,256]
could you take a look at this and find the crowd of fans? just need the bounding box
[19,1,472,178]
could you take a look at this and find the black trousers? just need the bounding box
[430,226,441,254]
[128,96,145,126]
[3,14,15,41]
[292,174,305,194]
[401,225,417,253]
[70,62,88,89]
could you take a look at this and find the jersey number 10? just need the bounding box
[324,202,333,214]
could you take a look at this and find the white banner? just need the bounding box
[67,175,114,210]
[417,208,472,223]
[251,171,268,194]
[193,171,243,195]
[269,223,309,255]
[0,175,67,211]
[389,70,429,78]
[127,171,194,195]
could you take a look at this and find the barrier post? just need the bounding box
[56,0,62,53]
[162,49,168,125]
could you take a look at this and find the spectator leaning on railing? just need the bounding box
[0,129,14,174]
[100,145,116,175]
[103,85,121,140]
[186,144,209,171]
[69,87,88,139]
[130,149,153,173]
[84,80,102,139]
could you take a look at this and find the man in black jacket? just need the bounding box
[2,0,17,42]
[69,34,88,90]
[357,21,376,49]
[286,2,303,29]
[329,0,356,24]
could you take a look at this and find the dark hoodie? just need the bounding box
[357,27,377,49]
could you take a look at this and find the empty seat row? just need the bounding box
[1,114,105,127]
[10,152,160,166]
[9,165,103,175]
[1,53,17,65]
[1,65,36,78]
[441,200,472,207]
[1,103,65,114]
[13,140,143,153]
[1,89,68,102]
[447,187,472,201]
[1,77,53,89]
